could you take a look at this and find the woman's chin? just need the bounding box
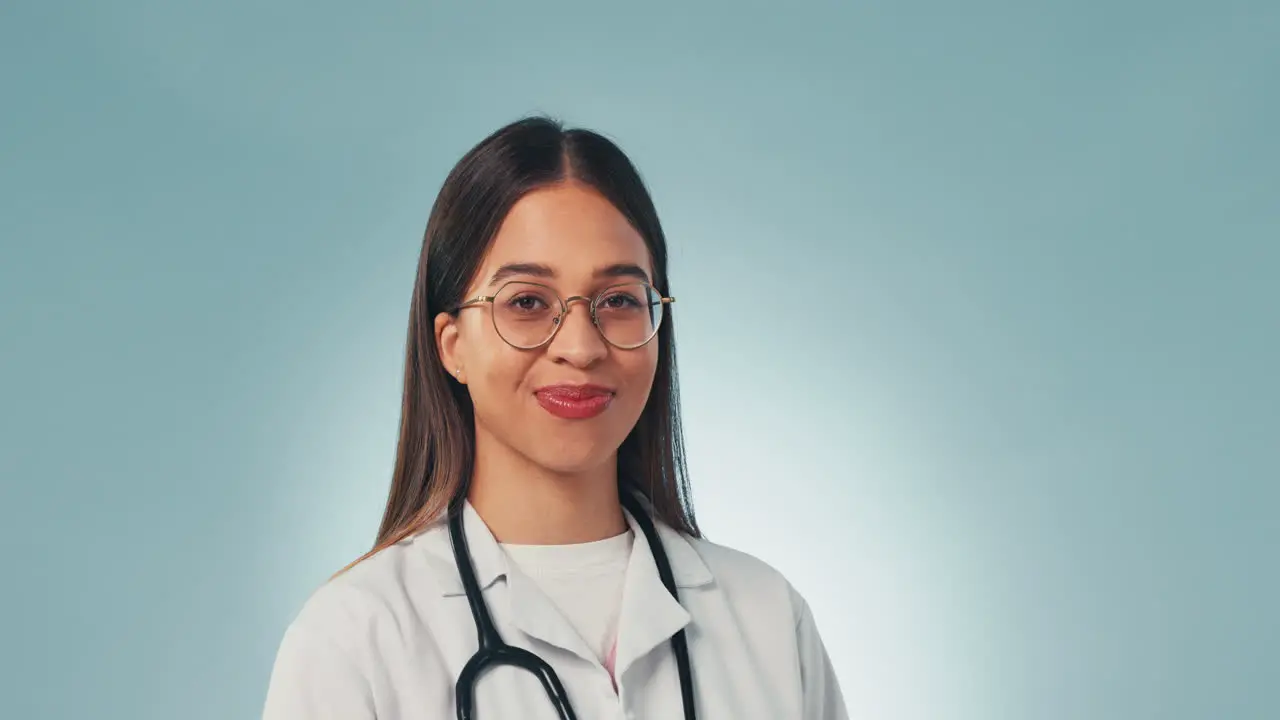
[528,444,618,478]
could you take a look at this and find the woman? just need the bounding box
[262,116,848,720]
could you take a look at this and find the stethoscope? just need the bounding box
[447,490,697,720]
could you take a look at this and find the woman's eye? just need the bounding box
[600,292,642,309]
[508,294,548,311]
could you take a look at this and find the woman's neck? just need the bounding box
[467,435,627,545]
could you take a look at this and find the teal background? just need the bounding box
[2,1,1276,718]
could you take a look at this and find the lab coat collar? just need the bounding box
[436,501,508,597]
[428,496,714,669]
[610,501,708,681]
[434,497,713,598]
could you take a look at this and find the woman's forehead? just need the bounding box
[477,184,653,287]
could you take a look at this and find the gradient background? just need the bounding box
[2,2,1276,719]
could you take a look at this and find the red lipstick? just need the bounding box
[534,384,614,420]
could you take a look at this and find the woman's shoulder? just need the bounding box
[283,526,453,646]
[263,527,462,717]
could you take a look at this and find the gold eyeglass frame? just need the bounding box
[451,280,675,350]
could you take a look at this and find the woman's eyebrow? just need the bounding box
[488,262,554,286]
[594,263,651,283]
[488,262,651,286]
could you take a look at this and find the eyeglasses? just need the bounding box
[451,280,674,350]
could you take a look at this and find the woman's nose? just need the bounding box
[547,297,607,366]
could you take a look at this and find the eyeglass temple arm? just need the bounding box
[451,296,494,313]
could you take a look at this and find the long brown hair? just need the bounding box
[341,117,699,573]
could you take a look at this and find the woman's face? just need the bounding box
[435,182,661,476]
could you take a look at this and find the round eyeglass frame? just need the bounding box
[450,280,675,350]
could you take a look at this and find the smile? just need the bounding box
[533,384,615,420]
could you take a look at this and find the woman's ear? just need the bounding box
[435,311,465,383]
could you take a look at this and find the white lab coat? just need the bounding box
[263,501,848,720]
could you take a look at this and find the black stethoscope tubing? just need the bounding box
[447,490,696,720]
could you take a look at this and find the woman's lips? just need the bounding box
[534,384,615,420]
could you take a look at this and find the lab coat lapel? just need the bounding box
[438,501,599,664]
[437,499,712,672]
[505,562,599,664]
[612,506,713,681]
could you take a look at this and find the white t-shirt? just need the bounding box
[500,529,634,675]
